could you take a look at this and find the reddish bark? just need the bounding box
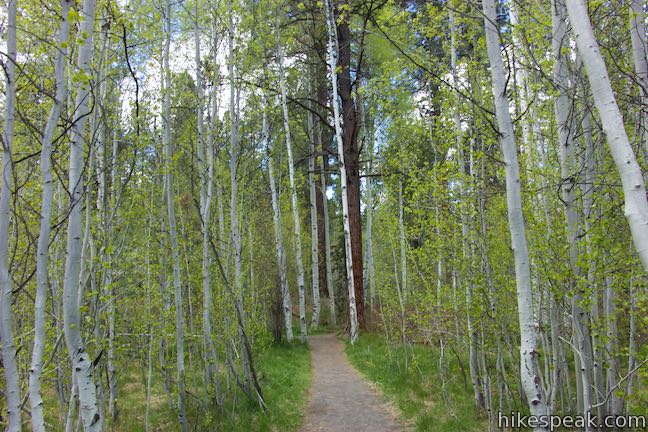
[336,6,365,329]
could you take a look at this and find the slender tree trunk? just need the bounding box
[0,1,21,429]
[264,103,294,342]
[325,0,358,342]
[277,40,307,341]
[163,0,188,429]
[144,209,153,432]
[577,60,606,420]
[317,118,336,327]
[627,275,637,395]
[308,100,321,328]
[450,8,483,410]
[398,181,407,301]
[553,3,593,424]
[61,0,102,429]
[228,0,252,393]
[364,126,376,312]
[391,247,408,370]
[630,0,648,155]
[196,4,221,404]
[482,0,549,425]
[65,384,78,432]
[106,131,119,423]
[509,1,530,155]
[566,0,648,273]
[29,2,72,430]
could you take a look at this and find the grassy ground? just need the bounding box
[42,342,311,431]
[345,333,487,432]
[207,342,311,431]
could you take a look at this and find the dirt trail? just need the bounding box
[299,334,409,432]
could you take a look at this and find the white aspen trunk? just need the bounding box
[318,121,336,326]
[145,213,153,432]
[308,102,321,328]
[212,17,225,272]
[145,330,153,432]
[553,3,593,423]
[158,179,174,411]
[398,181,407,301]
[435,203,442,304]
[391,247,408,369]
[0,1,21,429]
[277,42,307,341]
[65,384,78,432]
[93,22,115,420]
[324,0,358,342]
[106,132,118,422]
[52,182,66,411]
[599,108,620,409]
[364,128,376,311]
[536,108,563,414]
[29,2,72,430]
[450,7,483,410]
[577,66,606,419]
[163,0,188,429]
[196,3,219,401]
[566,0,648,273]
[627,275,637,395]
[429,111,442,307]
[508,1,531,155]
[603,274,620,415]
[227,0,252,392]
[630,0,648,155]
[478,133,507,419]
[482,0,549,425]
[61,0,102,429]
[264,106,294,342]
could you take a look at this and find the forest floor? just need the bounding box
[299,333,409,432]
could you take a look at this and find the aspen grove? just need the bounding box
[0,0,647,430]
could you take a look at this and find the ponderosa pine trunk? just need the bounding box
[482,0,549,426]
[335,1,364,328]
[325,0,358,342]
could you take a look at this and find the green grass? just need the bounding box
[345,334,487,432]
[42,342,311,431]
[206,342,312,431]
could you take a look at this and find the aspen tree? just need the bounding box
[0,1,21,429]
[566,0,648,273]
[482,0,549,425]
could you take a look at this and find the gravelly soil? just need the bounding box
[299,334,409,432]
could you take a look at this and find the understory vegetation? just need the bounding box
[346,334,487,432]
[1,0,648,430]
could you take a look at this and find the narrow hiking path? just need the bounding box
[300,334,409,432]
